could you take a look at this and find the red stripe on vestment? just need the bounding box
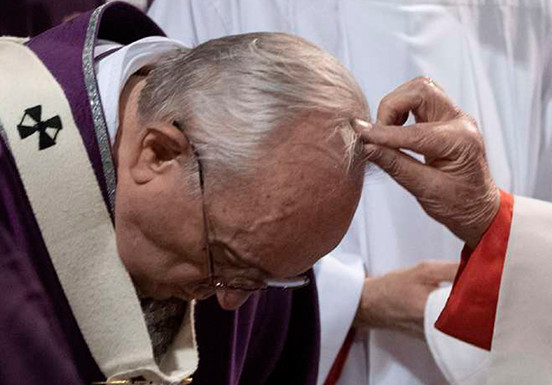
[435,190,514,350]
[324,328,356,385]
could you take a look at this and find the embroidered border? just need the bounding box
[0,119,10,152]
[0,37,26,153]
[83,5,116,213]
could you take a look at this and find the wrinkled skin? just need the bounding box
[354,77,501,249]
[354,261,458,337]
[114,76,365,310]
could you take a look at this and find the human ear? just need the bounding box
[129,121,192,184]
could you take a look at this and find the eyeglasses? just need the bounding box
[189,135,310,292]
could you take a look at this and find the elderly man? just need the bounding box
[148,1,552,384]
[355,76,552,384]
[0,3,368,384]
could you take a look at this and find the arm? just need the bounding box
[352,78,503,349]
[355,261,458,337]
[436,190,513,350]
[318,254,458,385]
[353,77,552,382]
[429,194,552,384]
[315,190,459,385]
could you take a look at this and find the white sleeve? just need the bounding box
[424,287,490,385]
[486,196,552,385]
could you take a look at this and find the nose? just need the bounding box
[216,290,252,310]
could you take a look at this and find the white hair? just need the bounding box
[139,32,369,175]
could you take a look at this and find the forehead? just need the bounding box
[215,174,361,277]
[208,123,363,277]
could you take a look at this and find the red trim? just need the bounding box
[435,190,514,350]
[324,328,356,385]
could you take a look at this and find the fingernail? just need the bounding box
[353,119,372,132]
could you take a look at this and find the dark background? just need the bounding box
[0,0,104,36]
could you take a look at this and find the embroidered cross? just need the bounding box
[17,105,63,150]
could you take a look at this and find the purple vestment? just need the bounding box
[0,3,320,384]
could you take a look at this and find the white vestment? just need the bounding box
[427,193,552,385]
[148,1,552,384]
[94,36,186,142]
[486,196,552,385]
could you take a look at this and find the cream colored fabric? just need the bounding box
[425,287,490,385]
[0,36,30,44]
[0,39,197,383]
[486,196,552,384]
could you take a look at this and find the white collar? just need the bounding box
[94,36,187,144]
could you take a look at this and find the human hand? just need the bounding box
[355,77,500,248]
[354,261,459,337]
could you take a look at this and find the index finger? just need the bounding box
[354,120,459,160]
[361,142,442,201]
[377,77,458,125]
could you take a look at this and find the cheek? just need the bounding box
[123,171,206,259]
[146,187,203,256]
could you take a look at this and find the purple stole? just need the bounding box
[0,2,320,384]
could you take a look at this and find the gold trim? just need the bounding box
[92,377,193,384]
